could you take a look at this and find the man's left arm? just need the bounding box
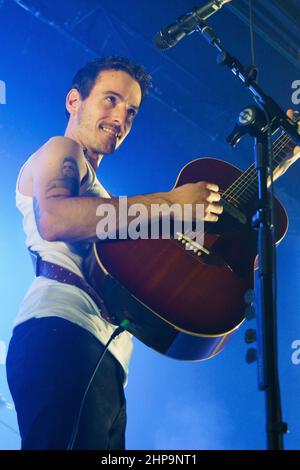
[271,109,300,182]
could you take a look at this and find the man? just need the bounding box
[5,56,224,451]
[6,56,300,450]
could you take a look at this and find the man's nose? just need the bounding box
[111,104,127,129]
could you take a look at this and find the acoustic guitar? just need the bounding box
[84,127,295,362]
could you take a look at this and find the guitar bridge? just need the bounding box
[176,232,210,256]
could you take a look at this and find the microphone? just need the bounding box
[154,0,232,50]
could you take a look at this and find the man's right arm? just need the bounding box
[32,136,223,243]
[32,136,174,243]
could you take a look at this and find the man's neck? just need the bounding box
[64,126,103,172]
[83,148,102,172]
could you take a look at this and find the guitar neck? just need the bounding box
[223,127,295,207]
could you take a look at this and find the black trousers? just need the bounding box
[6,317,127,450]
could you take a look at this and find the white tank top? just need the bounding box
[14,147,133,385]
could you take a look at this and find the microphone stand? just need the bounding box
[194,19,300,450]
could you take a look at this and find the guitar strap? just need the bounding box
[27,247,117,324]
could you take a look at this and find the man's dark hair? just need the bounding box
[66,56,152,118]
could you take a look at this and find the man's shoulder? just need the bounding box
[18,136,88,197]
[28,136,84,170]
[36,135,82,157]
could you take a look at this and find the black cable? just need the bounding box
[249,0,256,68]
[67,319,130,450]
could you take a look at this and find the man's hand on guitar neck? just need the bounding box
[287,109,300,159]
[270,109,300,184]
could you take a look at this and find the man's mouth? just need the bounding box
[99,125,122,140]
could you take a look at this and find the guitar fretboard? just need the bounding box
[222,128,295,207]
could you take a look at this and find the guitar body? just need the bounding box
[84,158,288,361]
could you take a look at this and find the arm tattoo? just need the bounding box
[46,157,80,198]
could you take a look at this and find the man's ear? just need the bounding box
[65,88,81,117]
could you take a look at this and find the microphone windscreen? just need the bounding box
[153,32,173,50]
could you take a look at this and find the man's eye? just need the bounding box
[106,96,116,104]
[128,108,137,119]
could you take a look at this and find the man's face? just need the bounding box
[73,69,142,155]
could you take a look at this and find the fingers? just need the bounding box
[204,182,222,208]
[294,145,300,156]
[206,190,221,203]
[208,202,223,215]
[287,109,299,123]
[206,182,219,193]
[198,182,221,202]
[204,202,223,223]
[193,181,223,222]
[201,182,223,222]
[286,110,300,156]
[205,213,219,222]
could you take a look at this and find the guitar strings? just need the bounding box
[228,138,293,205]
[223,143,291,205]
[180,131,294,245]
[224,133,291,199]
[230,130,292,189]
[224,135,292,204]
[223,133,293,204]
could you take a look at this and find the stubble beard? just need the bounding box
[78,114,118,156]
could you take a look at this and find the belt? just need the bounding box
[29,249,116,324]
